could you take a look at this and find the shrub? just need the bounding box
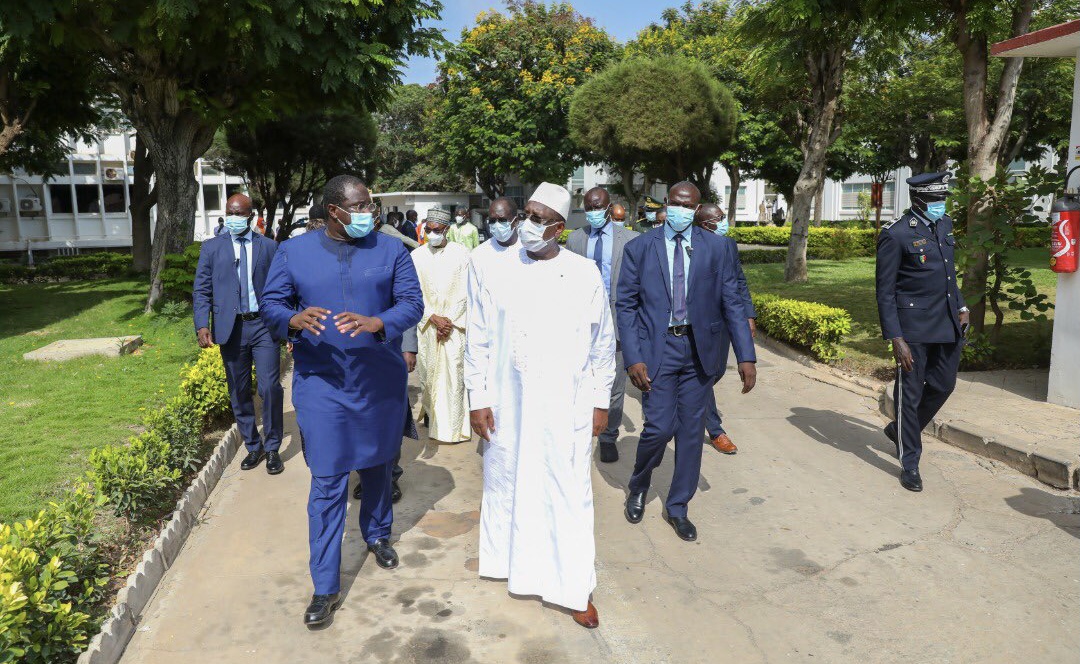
[160,243,202,301]
[728,226,877,258]
[1013,224,1049,248]
[0,485,110,664]
[753,293,852,363]
[179,347,233,420]
[557,228,572,244]
[36,253,130,280]
[0,263,33,283]
[960,332,995,370]
[738,249,786,264]
[143,395,205,475]
[813,227,862,260]
[87,434,181,522]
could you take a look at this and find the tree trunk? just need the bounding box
[953,0,1033,333]
[723,161,741,225]
[813,180,825,226]
[785,47,846,283]
[129,139,155,273]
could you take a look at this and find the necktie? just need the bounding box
[237,237,250,313]
[672,234,687,322]
[928,221,938,237]
[593,229,604,272]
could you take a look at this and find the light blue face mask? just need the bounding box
[585,209,609,229]
[924,202,946,221]
[342,212,374,238]
[666,205,695,232]
[645,211,657,223]
[489,220,515,243]
[710,218,730,236]
[225,215,250,234]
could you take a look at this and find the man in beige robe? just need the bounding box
[412,206,472,443]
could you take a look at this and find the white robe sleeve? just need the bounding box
[586,277,616,409]
[464,257,492,410]
[446,254,470,331]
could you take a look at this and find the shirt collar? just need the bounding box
[911,208,935,227]
[664,223,692,245]
[590,221,612,237]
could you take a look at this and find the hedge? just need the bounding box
[739,248,787,264]
[2,346,232,661]
[160,243,202,301]
[729,226,877,257]
[752,293,852,363]
[0,253,131,284]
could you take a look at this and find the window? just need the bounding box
[74,184,101,213]
[202,184,221,210]
[841,182,895,212]
[101,185,126,213]
[202,166,221,175]
[225,184,245,199]
[71,162,98,176]
[506,185,525,212]
[48,185,74,213]
[570,167,586,209]
[724,186,747,210]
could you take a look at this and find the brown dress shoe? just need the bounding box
[710,434,738,455]
[571,602,599,629]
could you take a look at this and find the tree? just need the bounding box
[372,84,472,193]
[429,1,618,199]
[210,111,379,241]
[0,1,104,176]
[568,56,737,214]
[63,0,442,309]
[739,0,914,282]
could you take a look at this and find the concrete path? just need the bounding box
[120,345,1080,664]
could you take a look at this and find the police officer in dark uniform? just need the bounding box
[875,171,970,492]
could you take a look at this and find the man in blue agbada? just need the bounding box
[260,175,423,627]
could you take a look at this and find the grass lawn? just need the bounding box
[743,248,1056,375]
[0,279,198,522]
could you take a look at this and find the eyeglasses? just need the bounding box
[699,216,725,227]
[334,201,378,214]
[522,212,561,226]
[488,211,525,224]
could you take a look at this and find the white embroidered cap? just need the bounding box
[528,182,571,222]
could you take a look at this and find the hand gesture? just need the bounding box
[289,307,331,336]
[748,318,757,339]
[627,363,651,392]
[333,312,385,338]
[429,314,454,340]
[196,327,214,349]
[471,408,495,441]
[959,310,970,337]
[403,351,417,372]
[592,408,609,437]
[737,361,756,394]
[892,337,914,372]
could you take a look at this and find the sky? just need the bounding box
[401,0,670,86]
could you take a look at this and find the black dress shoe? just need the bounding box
[624,492,646,524]
[665,514,698,542]
[304,593,340,626]
[353,477,363,500]
[900,468,923,492]
[884,423,899,456]
[599,443,619,463]
[240,450,265,470]
[391,481,402,504]
[367,538,399,569]
[265,451,284,475]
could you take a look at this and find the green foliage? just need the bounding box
[814,227,863,261]
[160,243,202,302]
[753,293,852,363]
[430,1,618,197]
[208,111,379,240]
[568,55,738,189]
[960,332,995,370]
[143,396,206,475]
[179,347,233,420]
[0,253,131,284]
[738,249,787,264]
[729,227,877,257]
[372,84,474,194]
[950,165,1058,342]
[0,485,110,664]
[87,434,181,522]
[155,301,191,325]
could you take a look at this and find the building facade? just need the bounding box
[0,132,246,258]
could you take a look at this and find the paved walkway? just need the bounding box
[121,345,1079,663]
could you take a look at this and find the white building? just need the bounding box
[0,132,246,257]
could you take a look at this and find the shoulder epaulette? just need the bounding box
[881,219,898,230]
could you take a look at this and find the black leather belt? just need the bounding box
[240,312,260,321]
[668,324,691,337]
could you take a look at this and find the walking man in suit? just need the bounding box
[616,181,757,542]
[876,171,968,492]
[567,186,637,463]
[193,193,285,474]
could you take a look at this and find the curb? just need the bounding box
[755,332,884,397]
[877,388,1078,490]
[77,424,242,664]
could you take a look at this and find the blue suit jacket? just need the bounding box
[616,226,757,380]
[193,231,279,344]
[875,211,965,344]
[716,261,756,377]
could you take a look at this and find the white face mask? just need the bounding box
[456,216,467,225]
[427,231,446,245]
[518,219,556,253]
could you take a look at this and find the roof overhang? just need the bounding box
[992,20,1080,58]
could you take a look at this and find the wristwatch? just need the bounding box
[959,306,969,313]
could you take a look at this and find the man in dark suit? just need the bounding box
[616,181,757,542]
[876,171,968,492]
[566,186,638,463]
[193,193,285,475]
